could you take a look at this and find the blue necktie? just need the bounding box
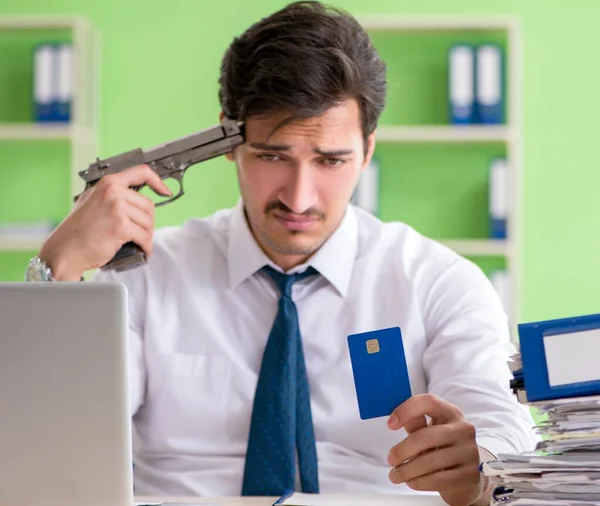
[241,265,320,497]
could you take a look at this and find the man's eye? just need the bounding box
[257,153,281,162]
[322,158,346,167]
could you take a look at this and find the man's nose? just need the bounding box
[278,166,318,214]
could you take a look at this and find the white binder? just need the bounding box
[33,43,55,121]
[476,44,504,123]
[489,157,508,239]
[351,158,379,215]
[448,45,474,124]
[56,43,73,122]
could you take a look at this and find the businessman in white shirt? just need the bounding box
[29,1,537,505]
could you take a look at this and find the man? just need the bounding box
[28,1,537,504]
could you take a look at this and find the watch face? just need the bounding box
[26,261,48,281]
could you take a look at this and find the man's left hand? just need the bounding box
[386,394,490,506]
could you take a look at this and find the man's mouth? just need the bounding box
[271,211,320,231]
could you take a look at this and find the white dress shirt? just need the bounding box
[94,200,538,497]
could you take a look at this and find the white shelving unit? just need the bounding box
[357,15,522,338]
[439,239,510,257]
[0,15,100,254]
[376,125,513,143]
[0,234,49,251]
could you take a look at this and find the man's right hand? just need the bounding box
[38,165,172,281]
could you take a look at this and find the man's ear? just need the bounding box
[361,132,376,172]
[220,111,236,161]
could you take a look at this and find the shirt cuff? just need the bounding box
[476,436,518,461]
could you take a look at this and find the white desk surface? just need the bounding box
[136,493,447,506]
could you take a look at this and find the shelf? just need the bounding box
[375,125,512,143]
[0,235,46,252]
[0,123,93,141]
[358,15,517,31]
[439,239,509,256]
[0,15,88,30]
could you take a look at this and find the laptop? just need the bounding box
[0,281,134,506]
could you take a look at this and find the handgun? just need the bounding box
[76,117,245,272]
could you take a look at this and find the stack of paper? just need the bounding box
[508,351,527,404]
[482,393,600,505]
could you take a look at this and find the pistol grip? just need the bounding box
[101,241,147,272]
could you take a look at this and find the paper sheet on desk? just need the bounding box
[142,503,218,506]
[140,502,218,506]
[276,491,443,505]
[135,503,218,506]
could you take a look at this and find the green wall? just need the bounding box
[1,0,599,325]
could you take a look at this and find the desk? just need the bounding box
[136,493,447,506]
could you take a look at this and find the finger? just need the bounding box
[126,203,154,233]
[389,443,478,484]
[74,186,94,207]
[387,423,461,467]
[124,188,156,218]
[112,165,172,196]
[127,222,153,257]
[405,464,481,493]
[388,394,462,430]
[401,415,427,435]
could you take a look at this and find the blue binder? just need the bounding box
[54,43,73,122]
[350,157,380,216]
[33,43,56,122]
[488,157,507,239]
[475,44,505,124]
[519,313,600,402]
[448,44,475,124]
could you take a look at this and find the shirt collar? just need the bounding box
[227,199,358,297]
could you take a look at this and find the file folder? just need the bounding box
[350,157,379,216]
[55,43,73,122]
[476,44,504,124]
[489,157,507,239]
[33,43,56,122]
[448,44,475,124]
[519,313,600,402]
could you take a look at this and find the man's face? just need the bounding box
[227,99,376,270]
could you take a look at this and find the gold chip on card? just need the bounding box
[366,339,380,354]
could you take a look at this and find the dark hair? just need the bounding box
[218,1,387,145]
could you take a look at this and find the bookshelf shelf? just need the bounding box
[0,15,89,30]
[0,235,46,252]
[376,125,512,143]
[0,123,90,141]
[358,15,517,32]
[440,239,509,256]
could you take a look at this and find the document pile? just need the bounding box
[483,393,600,504]
[482,313,600,505]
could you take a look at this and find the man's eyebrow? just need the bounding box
[249,143,355,157]
[249,142,291,151]
[314,147,354,157]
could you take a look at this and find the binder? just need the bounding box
[351,157,379,215]
[448,44,475,124]
[489,157,507,239]
[33,43,56,122]
[475,44,504,124]
[55,43,73,122]
[519,313,600,402]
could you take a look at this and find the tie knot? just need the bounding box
[261,265,317,298]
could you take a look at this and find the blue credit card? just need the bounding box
[347,327,412,420]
